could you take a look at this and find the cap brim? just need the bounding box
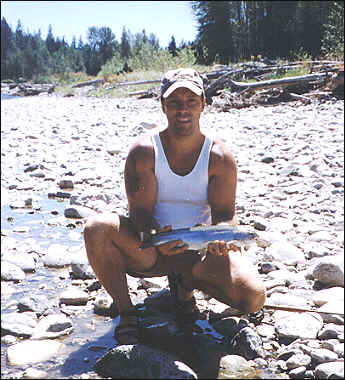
[162,80,203,98]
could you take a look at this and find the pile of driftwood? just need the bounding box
[2,82,57,97]
[107,60,344,108]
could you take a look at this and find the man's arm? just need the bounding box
[208,138,237,226]
[124,136,159,235]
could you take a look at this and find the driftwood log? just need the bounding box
[72,79,104,88]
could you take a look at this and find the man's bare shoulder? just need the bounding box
[209,137,237,174]
[127,134,155,168]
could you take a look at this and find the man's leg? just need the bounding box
[83,212,158,343]
[190,251,266,313]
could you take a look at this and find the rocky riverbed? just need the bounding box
[1,93,344,379]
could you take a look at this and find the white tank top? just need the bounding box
[152,133,213,229]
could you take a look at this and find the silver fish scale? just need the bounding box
[140,226,256,250]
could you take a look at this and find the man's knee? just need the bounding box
[84,213,119,242]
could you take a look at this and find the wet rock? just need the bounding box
[228,326,264,360]
[17,294,56,316]
[64,206,97,219]
[71,262,96,280]
[4,252,37,273]
[94,344,197,379]
[43,244,71,267]
[1,260,26,282]
[59,287,89,306]
[7,339,64,365]
[93,293,118,317]
[211,316,249,338]
[31,313,73,339]
[218,354,257,378]
[1,312,38,338]
[23,368,49,379]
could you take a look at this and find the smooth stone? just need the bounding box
[274,312,323,340]
[64,206,97,219]
[286,353,311,370]
[59,287,89,306]
[7,339,63,365]
[94,344,197,379]
[1,261,26,282]
[314,361,344,379]
[264,241,305,265]
[218,355,256,378]
[1,312,38,338]
[31,313,73,339]
[228,327,264,360]
[312,255,344,286]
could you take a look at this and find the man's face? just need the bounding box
[162,87,205,137]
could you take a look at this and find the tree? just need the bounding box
[46,24,56,53]
[321,1,344,59]
[168,35,178,57]
[191,1,234,64]
[120,26,131,59]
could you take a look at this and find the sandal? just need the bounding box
[114,309,139,345]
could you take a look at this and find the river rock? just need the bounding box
[59,287,89,306]
[71,262,96,280]
[43,244,71,267]
[1,312,38,338]
[312,255,344,286]
[31,313,73,339]
[285,353,312,370]
[17,294,56,316]
[263,241,305,265]
[312,287,344,306]
[218,354,256,378]
[7,339,64,365]
[64,205,97,219]
[274,311,323,340]
[93,344,197,379]
[1,260,26,282]
[211,316,249,338]
[314,361,344,379]
[228,326,264,360]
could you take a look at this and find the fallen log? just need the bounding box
[105,79,161,91]
[72,79,104,88]
[206,72,331,99]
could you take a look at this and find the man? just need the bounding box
[84,68,266,344]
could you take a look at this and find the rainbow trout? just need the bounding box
[139,225,257,259]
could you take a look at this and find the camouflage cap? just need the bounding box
[161,68,205,99]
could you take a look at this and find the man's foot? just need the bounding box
[114,308,139,344]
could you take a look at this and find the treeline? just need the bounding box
[192,1,344,64]
[1,1,343,82]
[1,18,188,81]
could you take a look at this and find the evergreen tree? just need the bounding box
[120,26,131,59]
[168,35,178,56]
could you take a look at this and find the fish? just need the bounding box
[139,224,257,260]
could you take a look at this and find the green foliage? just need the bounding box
[321,1,344,60]
[1,2,343,85]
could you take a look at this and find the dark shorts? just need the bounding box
[127,250,201,279]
